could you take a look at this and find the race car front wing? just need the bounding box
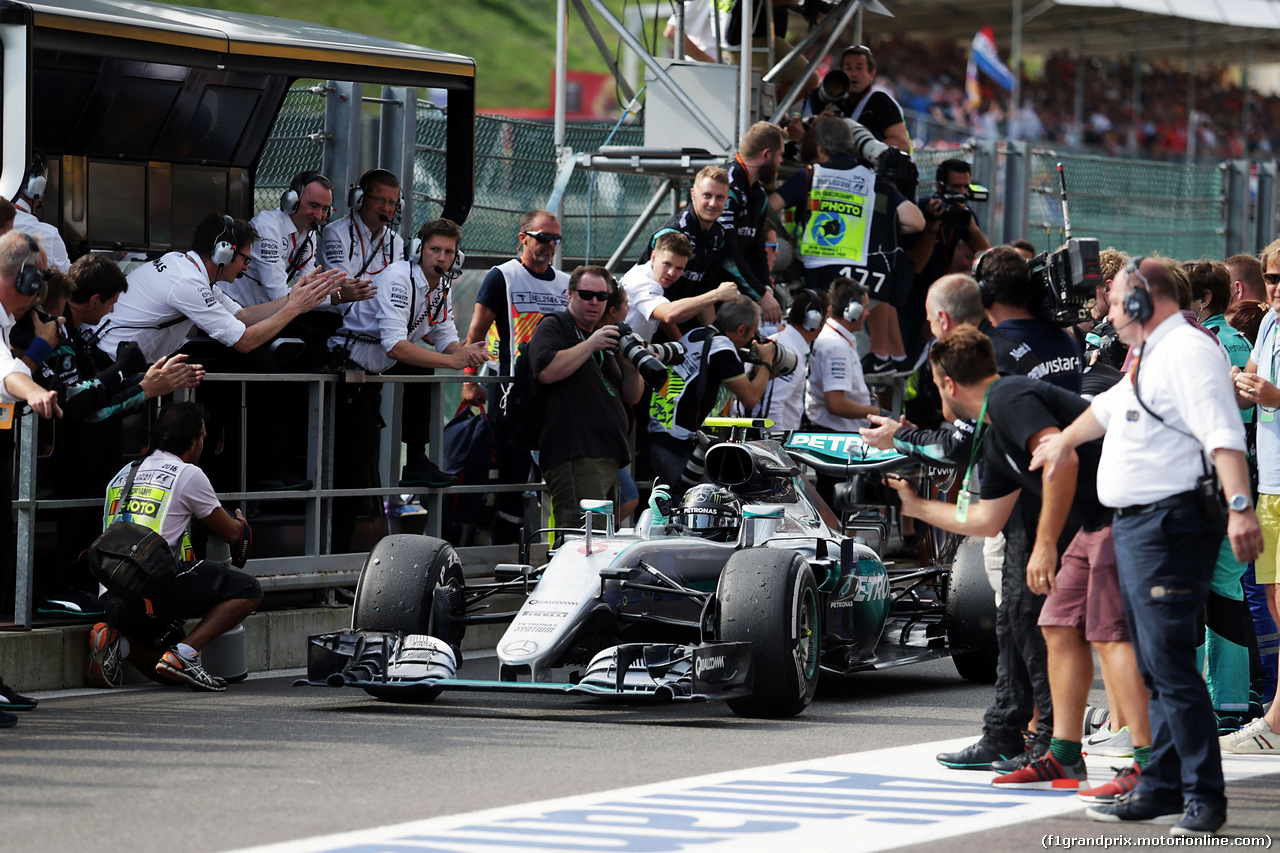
[294,631,754,703]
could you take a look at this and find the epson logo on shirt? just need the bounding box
[389,283,410,310]
[258,239,281,263]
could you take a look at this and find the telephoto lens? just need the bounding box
[648,340,687,365]
[614,321,670,388]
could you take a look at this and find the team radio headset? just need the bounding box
[344,169,402,280]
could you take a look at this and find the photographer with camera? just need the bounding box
[528,266,642,527]
[905,159,992,356]
[648,295,777,494]
[771,116,923,375]
[735,286,827,431]
[805,45,911,153]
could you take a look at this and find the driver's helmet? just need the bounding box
[674,484,742,542]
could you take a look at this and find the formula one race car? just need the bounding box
[297,419,997,718]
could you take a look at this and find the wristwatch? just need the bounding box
[1228,493,1251,513]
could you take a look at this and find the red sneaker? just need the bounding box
[991,751,1087,790]
[1078,762,1141,804]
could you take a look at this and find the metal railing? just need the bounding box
[10,371,541,628]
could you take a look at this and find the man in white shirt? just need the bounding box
[10,153,70,273]
[805,278,878,431]
[621,231,737,343]
[321,168,404,283]
[736,287,828,431]
[1034,257,1262,835]
[327,218,488,551]
[90,212,340,364]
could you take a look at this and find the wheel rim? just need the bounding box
[796,583,819,680]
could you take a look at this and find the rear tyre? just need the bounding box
[717,548,820,718]
[351,534,466,652]
[945,536,998,683]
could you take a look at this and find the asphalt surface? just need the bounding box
[3,654,1277,852]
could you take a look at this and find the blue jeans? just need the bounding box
[1113,502,1225,811]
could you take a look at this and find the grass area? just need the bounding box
[171,0,646,109]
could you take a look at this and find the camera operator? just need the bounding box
[529,266,642,527]
[648,295,776,492]
[805,45,911,153]
[904,159,992,355]
[978,245,1083,393]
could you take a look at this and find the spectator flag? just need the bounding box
[968,26,1015,106]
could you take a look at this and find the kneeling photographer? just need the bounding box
[647,296,787,495]
[528,266,643,528]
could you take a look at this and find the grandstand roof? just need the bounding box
[868,0,1280,64]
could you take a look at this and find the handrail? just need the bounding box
[10,369,541,628]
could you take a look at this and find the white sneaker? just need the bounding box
[1220,717,1280,754]
[1083,726,1134,757]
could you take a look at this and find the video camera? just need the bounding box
[1028,238,1102,327]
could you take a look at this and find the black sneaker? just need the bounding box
[37,589,106,619]
[1086,791,1182,825]
[0,708,15,728]
[155,648,227,692]
[0,678,36,711]
[862,354,900,376]
[1172,800,1226,836]
[991,740,1048,773]
[399,459,458,488]
[937,740,1022,771]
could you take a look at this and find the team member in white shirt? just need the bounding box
[1034,257,1262,835]
[225,171,367,310]
[90,212,340,363]
[621,230,737,343]
[10,153,70,274]
[321,168,404,283]
[327,218,487,551]
[735,287,828,431]
[805,278,878,431]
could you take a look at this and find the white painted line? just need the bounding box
[228,737,1280,853]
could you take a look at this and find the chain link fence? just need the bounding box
[255,87,1257,268]
[253,87,327,212]
[1029,150,1225,261]
[410,104,667,265]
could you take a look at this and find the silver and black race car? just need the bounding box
[297,419,996,718]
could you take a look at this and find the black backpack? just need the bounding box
[503,311,575,451]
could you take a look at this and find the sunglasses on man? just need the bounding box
[523,231,562,245]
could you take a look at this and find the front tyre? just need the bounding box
[717,549,820,718]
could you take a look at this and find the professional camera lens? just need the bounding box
[648,341,686,366]
[614,321,670,388]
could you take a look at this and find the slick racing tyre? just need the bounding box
[717,548,820,718]
[351,535,466,654]
[944,535,998,683]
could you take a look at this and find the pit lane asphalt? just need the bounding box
[3,654,1277,853]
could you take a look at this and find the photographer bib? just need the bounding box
[797,164,876,268]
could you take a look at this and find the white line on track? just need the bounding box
[228,737,1280,853]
